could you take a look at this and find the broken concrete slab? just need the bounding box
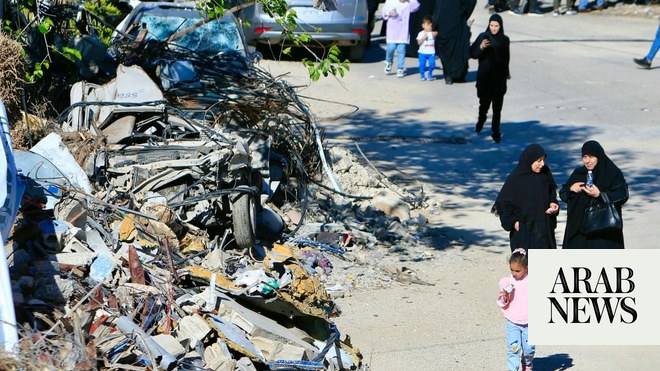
[215,294,318,355]
[203,342,236,371]
[152,334,186,358]
[177,314,212,350]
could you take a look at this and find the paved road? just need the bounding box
[262,4,660,370]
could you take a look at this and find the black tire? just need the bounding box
[232,193,257,249]
[347,42,365,62]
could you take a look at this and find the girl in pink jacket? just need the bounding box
[497,248,535,371]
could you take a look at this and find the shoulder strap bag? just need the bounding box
[583,192,623,236]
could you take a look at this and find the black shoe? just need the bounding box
[492,134,501,143]
[445,77,453,85]
[475,121,485,134]
[633,57,651,68]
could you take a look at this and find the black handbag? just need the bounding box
[583,192,622,236]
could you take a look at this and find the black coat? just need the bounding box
[559,141,628,249]
[469,14,509,98]
[433,0,476,80]
[493,144,559,250]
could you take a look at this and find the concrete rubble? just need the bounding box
[0,34,441,371]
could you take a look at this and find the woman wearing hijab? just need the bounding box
[492,144,559,251]
[560,140,629,249]
[433,0,476,84]
[470,14,510,144]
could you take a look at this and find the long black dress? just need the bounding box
[433,0,476,83]
[560,141,629,249]
[492,144,559,251]
[469,14,509,142]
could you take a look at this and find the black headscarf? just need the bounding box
[562,140,627,243]
[486,14,506,45]
[492,144,558,248]
[470,13,510,97]
[580,140,624,191]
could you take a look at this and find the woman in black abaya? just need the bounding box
[560,140,629,249]
[492,144,559,251]
[433,0,476,84]
[470,13,510,144]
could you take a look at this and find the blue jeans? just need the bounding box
[578,0,603,9]
[386,43,407,70]
[418,53,435,78]
[646,20,660,62]
[505,319,535,371]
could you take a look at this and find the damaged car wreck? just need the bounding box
[0,5,370,369]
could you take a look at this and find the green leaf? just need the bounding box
[37,19,52,34]
[61,47,82,62]
[283,47,292,55]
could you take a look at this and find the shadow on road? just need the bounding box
[323,106,660,249]
[533,353,574,370]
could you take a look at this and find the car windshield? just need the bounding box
[140,14,245,55]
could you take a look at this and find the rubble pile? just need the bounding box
[1,30,436,370]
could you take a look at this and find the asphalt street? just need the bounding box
[262,3,660,370]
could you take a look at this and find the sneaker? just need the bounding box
[509,8,522,16]
[420,76,426,81]
[427,75,433,81]
[565,9,577,15]
[633,57,651,68]
[552,10,561,16]
[529,9,544,16]
[578,7,591,13]
[397,69,405,78]
[384,62,392,74]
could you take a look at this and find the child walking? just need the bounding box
[497,248,535,371]
[382,0,420,78]
[416,15,437,81]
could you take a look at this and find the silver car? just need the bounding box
[239,0,369,62]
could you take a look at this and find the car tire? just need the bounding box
[346,42,365,63]
[232,192,257,249]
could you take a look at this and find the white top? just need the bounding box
[417,30,436,55]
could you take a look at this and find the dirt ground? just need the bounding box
[258,2,660,370]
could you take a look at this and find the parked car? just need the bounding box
[113,1,254,60]
[238,0,370,62]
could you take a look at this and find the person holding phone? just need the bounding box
[470,14,511,143]
[492,144,559,251]
[559,140,629,249]
[470,13,510,143]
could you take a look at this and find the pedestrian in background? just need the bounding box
[559,140,629,249]
[433,0,476,84]
[497,248,535,371]
[633,18,660,69]
[492,144,559,250]
[416,15,438,80]
[406,0,436,58]
[470,13,510,143]
[383,0,421,78]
